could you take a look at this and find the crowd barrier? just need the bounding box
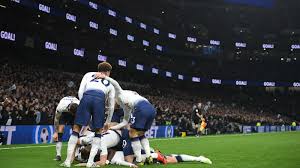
[0,125,175,145]
[241,125,300,133]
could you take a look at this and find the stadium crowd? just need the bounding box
[0,63,298,135]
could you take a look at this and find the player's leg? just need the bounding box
[55,124,65,161]
[150,150,168,164]
[170,154,212,164]
[129,128,143,164]
[129,107,146,165]
[86,96,105,168]
[99,130,120,162]
[61,124,82,167]
[130,102,156,165]
[62,97,90,167]
[140,103,156,164]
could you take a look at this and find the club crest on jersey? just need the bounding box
[101,79,110,86]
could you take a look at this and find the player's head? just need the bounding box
[98,62,112,76]
[80,145,91,161]
[68,103,79,114]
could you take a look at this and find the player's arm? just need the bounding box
[110,106,131,130]
[78,73,89,100]
[54,99,65,133]
[111,155,138,168]
[53,110,62,133]
[53,110,63,142]
[104,76,123,95]
[112,159,137,167]
[105,87,115,123]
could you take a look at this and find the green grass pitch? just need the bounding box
[1,131,300,168]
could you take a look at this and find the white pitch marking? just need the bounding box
[0,144,56,150]
[0,131,295,150]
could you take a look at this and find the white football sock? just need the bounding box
[140,138,151,157]
[87,137,101,166]
[179,154,199,162]
[131,140,142,162]
[150,153,158,159]
[56,141,62,156]
[65,134,78,163]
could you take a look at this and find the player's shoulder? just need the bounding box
[83,72,96,77]
[61,96,79,102]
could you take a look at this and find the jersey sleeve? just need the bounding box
[54,100,64,132]
[78,73,89,100]
[110,106,131,130]
[104,76,123,95]
[105,86,115,123]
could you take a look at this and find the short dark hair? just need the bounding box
[98,62,112,72]
[68,103,78,114]
[80,145,91,161]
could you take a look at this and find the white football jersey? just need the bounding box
[78,72,115,100]
[104,76,149,130]
[56,96,80,114]
[117,90,148,114]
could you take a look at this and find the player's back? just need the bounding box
[120,90,148,106]
[76,72,115,129]
[56,96,79,113]
[82,72,114,95]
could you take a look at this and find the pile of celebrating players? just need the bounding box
[53,62,212,167]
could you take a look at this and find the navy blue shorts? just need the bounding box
[130,101,156,131]
[74,90,105,129]
[59,112,74,125]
